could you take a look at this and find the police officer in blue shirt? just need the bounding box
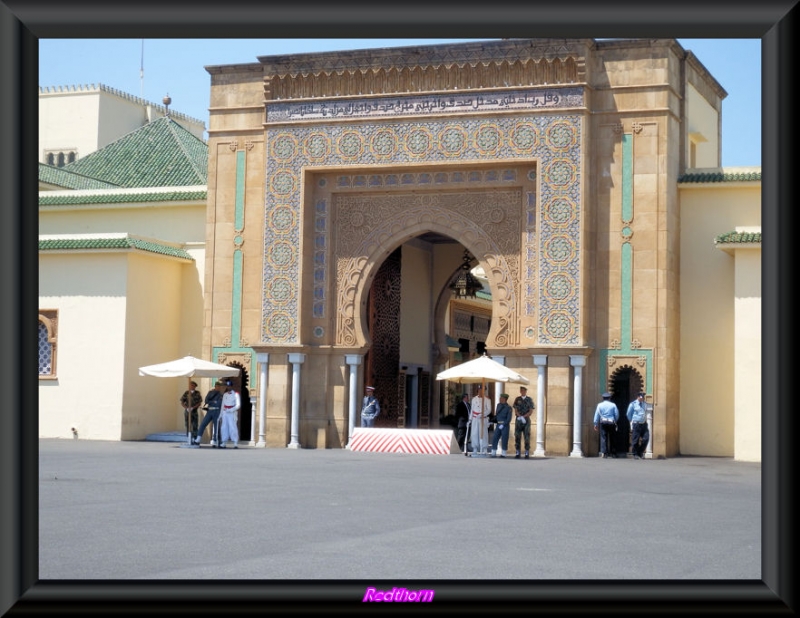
[627,391,649,459]
[360,386,380,427]
[593,392,619,458]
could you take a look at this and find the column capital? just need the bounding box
[256,352,269,364]
[288,352,306,364]
[345,354,363,366]
[569,354,587,367]
[492,355,505,365]
[533,354,548,366]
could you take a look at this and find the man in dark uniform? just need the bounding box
[455,393,470,450]
[180,381,202,441]
[513,386,535,458]
[193,380,224,446]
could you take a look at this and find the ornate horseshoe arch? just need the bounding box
[333,191,522,348]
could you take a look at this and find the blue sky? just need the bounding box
[39,38,761,167]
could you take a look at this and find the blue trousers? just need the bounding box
[491,422,510,452]
[631,422,650,457]
[196,408,221,442]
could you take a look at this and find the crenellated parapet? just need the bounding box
[39,83,205,126]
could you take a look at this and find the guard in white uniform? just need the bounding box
[219,380,241,449]
[469,385,491,454]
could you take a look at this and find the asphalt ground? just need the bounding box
[28,438,766,613]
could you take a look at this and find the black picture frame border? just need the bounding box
[3,1,795,614]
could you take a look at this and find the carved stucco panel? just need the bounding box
[333,190,521,348]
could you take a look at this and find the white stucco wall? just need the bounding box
[39,253,128,440]
[39,90,103,162]
[39,249,202,441]
[734,248,761,462]
[685,83,720,168]
[679,179,760,458]
[122,253,194,440]
[96,93,154,148]
[39,198,207,243]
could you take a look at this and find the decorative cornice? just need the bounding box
[261,39,590,101]
[260,39,589,74]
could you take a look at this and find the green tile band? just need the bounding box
[622,134,633,222]
[599,132,652,394]
[214,147,254,376]
[235,150,245,232]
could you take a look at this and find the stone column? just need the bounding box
[255,353,269,448]
[569,355,587,458]
[533,355,547,457]
[249,409,256,447]
[287,353,305,449]
[493,356,505,412]
[645,400,654,459]
[492,356,505,454]
[345,354,362,449]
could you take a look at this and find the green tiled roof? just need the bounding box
[39,236,194,260]
[39,189,207,206]
[38,163,120,190]
[678,171,761,183]
[714,231,762,244]
[62,116,208,188]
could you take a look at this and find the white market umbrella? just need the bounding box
[436,354,530,386]
[436,354,529,456]
[139,355,239,445]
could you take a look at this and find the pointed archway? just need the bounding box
[333,191,520,352]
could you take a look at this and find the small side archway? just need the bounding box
[608,364,645,457]
[224,361,252,442]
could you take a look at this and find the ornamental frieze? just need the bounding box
[267,88,584,123]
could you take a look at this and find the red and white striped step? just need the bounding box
[348,428,460,455]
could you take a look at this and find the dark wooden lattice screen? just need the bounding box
[419,372,430,427]
[396,373,407,428]
[366,247,401,427]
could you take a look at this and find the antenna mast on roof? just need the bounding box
[140,39,144,98]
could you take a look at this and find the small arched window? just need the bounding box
[38,310,58,378]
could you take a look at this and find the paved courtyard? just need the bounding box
[27,438,768,611]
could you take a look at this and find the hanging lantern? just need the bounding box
[449,250,483,299]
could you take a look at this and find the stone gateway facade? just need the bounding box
[202,38,755,458]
